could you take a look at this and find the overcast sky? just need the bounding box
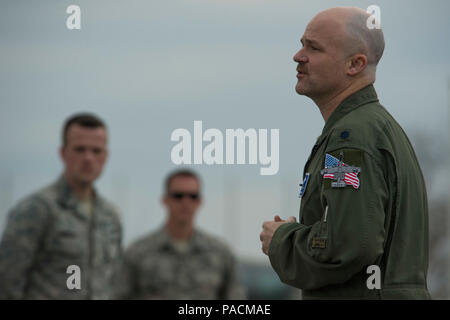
[1,0,449,262]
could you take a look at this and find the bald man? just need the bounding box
[260,7,431,299]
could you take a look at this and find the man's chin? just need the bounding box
[295,85,308,96]
[76,174,98,186]
[175,217,194,225]
[295,80,309,94]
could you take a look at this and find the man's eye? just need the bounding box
[74,147,85,153]
[93,148,102,154]
[311,46,319,51]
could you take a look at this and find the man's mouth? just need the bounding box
[297,68,307,78]
[297,71,307,79]
[82,167,94,174]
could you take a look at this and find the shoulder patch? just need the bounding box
[321,149,363,190]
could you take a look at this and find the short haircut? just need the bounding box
[345,9,385,66]
[164,169,202,194]
[62,113,107,146]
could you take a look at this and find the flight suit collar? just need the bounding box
[319,84,379,144]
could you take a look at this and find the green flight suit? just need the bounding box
[269,85,431,299]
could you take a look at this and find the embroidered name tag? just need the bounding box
[311,238,327,248]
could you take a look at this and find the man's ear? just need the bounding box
[346,54,367,76]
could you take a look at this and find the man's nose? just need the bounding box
[83,150,95,161]
[293,49,307,63]
[181,197,192,205]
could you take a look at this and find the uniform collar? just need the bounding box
[322,84,378,136]
[155,225,206,253]
[55,174,101,218]
[318,84,379,144]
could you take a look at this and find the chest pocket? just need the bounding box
[46,214,87,260]
[300,174,325,225]
[95,220,121,263]
[300,147,328,225]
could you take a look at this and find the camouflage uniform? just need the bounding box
[122,226,246,299]
[0,176,123,299]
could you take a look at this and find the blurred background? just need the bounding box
[0,0,448,299]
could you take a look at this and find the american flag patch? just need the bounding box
[323,153,360,189]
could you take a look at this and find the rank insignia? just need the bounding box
[320,152,361,189]
[299,173,310,198]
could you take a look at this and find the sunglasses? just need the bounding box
[169,192,201,200]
